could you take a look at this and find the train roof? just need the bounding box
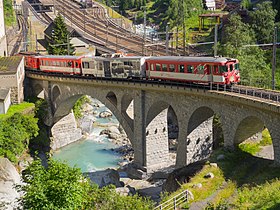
[145,56,237,63]
[35,55,83,60]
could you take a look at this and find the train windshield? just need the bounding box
[219,65,227,73]
[235,63,239,70]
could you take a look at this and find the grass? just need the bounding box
[0,102,35,120]
[160,129,278,209]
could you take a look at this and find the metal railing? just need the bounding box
[154,190,190,210]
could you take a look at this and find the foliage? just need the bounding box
[73,95,91,119]
[260,128,272,146]
[17,159,154,209]
[241,0,251,10]
[48,14,75,55]
[0,113,39,162]
[164,148,280,209]
[28,98,50,152]
[150,0,203,29]
[219,14,271,88]
[272,0,280,22]
[17,159,92,209]
[92,185,154,210]
[0,102,34,120]
[3,0,16,26]
[238,141,260,155]
[249,1,277,44]
[234,179,280,209]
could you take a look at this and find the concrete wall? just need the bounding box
[0,57,25,103]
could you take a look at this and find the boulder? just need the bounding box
[204,172,214,179]
[82,103,94,112]
[99,111,112,118]
[84,169,123,188]
[108,126,121,135]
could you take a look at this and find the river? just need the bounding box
[53,99,122,172]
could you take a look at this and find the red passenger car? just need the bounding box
[145,56,240,85]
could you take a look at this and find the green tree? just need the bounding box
[17,159,92,209]
[17,159,154,209]
[272,0,280,21]
[220,14,270,87]
[0,113,39,162]
[48,14,75,55]
[249,2,277,44]
[241,0,251,10]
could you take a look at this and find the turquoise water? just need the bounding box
[53,99,122,172]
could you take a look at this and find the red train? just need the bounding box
[23,53,240,85]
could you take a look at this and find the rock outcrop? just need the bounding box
[0,158,21,209]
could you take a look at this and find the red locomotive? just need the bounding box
[23,53,240,85]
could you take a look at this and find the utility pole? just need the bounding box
[165,23,169,55]
[142,7,147,56]
[35,34,38,53]
[67,34,70,55]
[272,27,277,90]
[182,0,186,56]
[214,24,218,57]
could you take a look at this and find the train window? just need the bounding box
[162,64,167,71]
[156,64,161,71]
[219,65,227,73]
[46,61,49,66]
[229,64,233,71]
[83,62,89,69]
[169,64,175,72]
[179,65,184,73]
[76,62,79,68]
[198,65,204,74]
[187,65,193,73]
[151,64,154,71]
[235,63,239,70]
[68,61,72,67]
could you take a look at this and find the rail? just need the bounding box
[25,70,280,104]
[154,190,189,210]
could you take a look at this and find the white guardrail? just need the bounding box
[154,190,190,210]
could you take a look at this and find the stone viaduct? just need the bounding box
[25,72,280,173]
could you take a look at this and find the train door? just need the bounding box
[209,65,213,84]
[104,60,111,77]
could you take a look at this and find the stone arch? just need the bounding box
[146,101,170,127]
[106,91,117,107]
[33,83,45,99]
[234,116,265,145]
[121,93,134,120]
[52,85,61,102]
[53,94,134,145]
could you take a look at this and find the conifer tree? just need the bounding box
[48,14,75,55]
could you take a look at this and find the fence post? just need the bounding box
[173,197,176,210]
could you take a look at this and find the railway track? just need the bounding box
[10,15,27,55]
[53,0,184,56]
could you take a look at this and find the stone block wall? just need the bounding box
[186,117,213,165]
[146,108,170,172]
[51,111,82,150]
